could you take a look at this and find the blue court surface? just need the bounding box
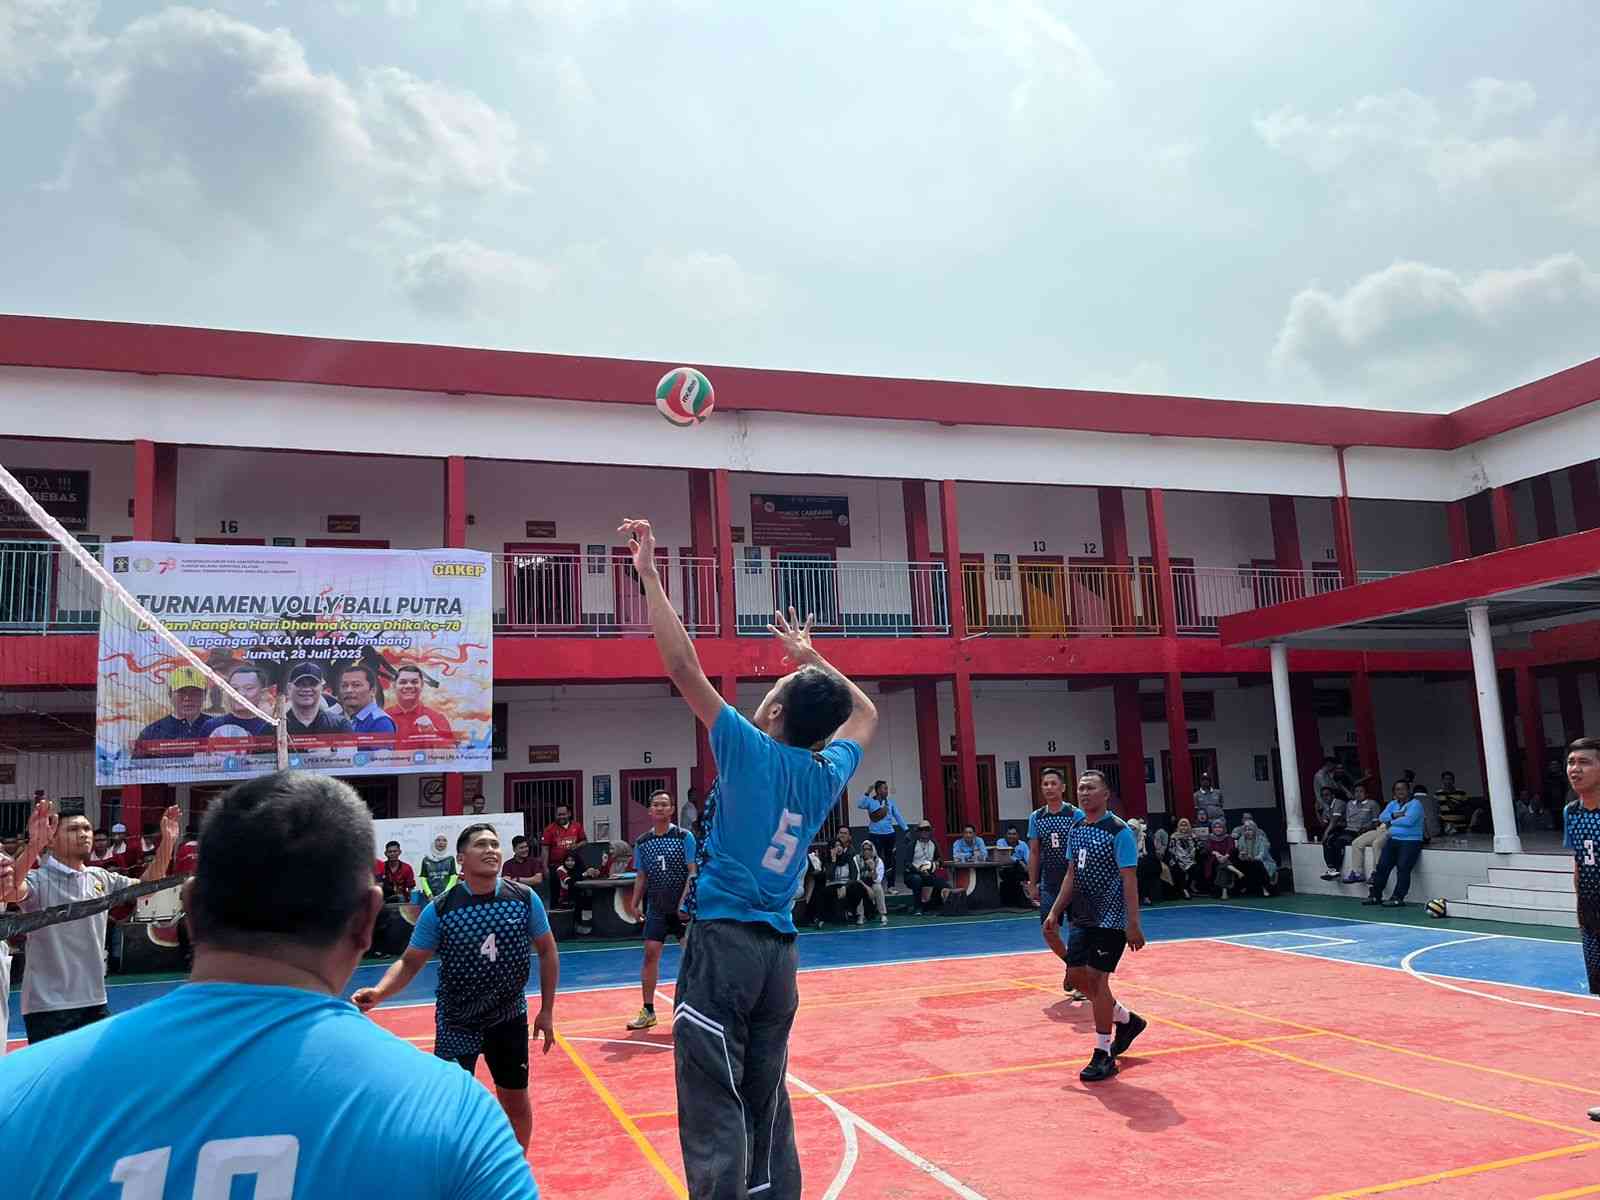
[9,901,1592,1042]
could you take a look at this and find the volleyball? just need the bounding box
[655,366,715,426]
[1425,898,1448,918]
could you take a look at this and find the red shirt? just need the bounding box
[175,841,200,875]
[387,705,456,748]
[542,821,586,864]
[501,855,541,881]
[374,858,417,901]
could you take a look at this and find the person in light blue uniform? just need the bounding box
[620,517,878,1200]
[857,780,908,888]
[1044,770,1147,1082]
[0,771,539,1200]
[1365,783,1428,907]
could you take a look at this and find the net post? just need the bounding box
[275,693,289,771]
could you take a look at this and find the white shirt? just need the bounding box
[910,838,937,869]
[19,858,140,1015]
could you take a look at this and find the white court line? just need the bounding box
[1199,901,1579,947]
[786,1070,987,1200]
[1399,935,1600,1019]
[785,1072,859,1200]
[564,1036,672,1050]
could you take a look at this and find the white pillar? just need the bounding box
[1270,642,1307,844]
[1466,604,1522,855]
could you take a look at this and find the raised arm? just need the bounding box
[621,518,726,728]
[767,608,878,748]
[2,797,58,904]
[140,806,182,883]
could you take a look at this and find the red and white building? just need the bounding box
[2,315,1598,922]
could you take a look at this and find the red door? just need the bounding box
[618,767,680,842]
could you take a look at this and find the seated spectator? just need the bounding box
[1203,818,1242,899]
[1314,786,1343,841]
[1164,818,1201,899]
[857,839,889,926]
[553,850,584,910]
[904,821,951,916]
[1319,782,1371,880]
[815,828,867,926]
[1436,770,1482,834]
[1129,818,1163,906]
[1345,781,1401,882]
[374,841,416,902]
[1365,784,1428,907]
[793,846,827,926]
[996,825,1029,906]
[500,835,544,889]
[1231,813,1275,897]
[951,824,988,863]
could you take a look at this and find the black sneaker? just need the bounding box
[1361,895,1382,906]
[1079,1049,1118,1083]
[1110,1012,1148,1057]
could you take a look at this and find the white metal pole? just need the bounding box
[1271,642,1307,844]
[1466,604,1522,854]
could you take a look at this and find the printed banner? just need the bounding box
[1,468,89,531]
[96,543,493,785]
[749,494,852,549]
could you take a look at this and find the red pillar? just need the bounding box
[442,456,468,816]
[1515,667,1544,800]
[1331,496,1357,586]
[1490,485,1518,550]
[1113,678,1147,818]
[1569,462,1600,532]
[913,681,948,843]
[903,480,935,628]
[1557,669,1585,743]
[951,668,980,837]
[128,440,178,834]
[1269,495,1303,570]
[1145,489,1178,636]
[1163,669,1194,822]
[1530,475,1559,541]
[1350,668,1381,785]
[1446,500,1471,561]
[1098,487,1135,628]
[712,468,737,637]
[938,481,968,641]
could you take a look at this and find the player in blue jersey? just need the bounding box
[620,517,877,1200]
[1569,738,1600,1124]
[0,771,539,1199]
[1026,767,1086,996]
[355,822,560,1150]
[1044,770,1147,1083]
[625,789,697,1030]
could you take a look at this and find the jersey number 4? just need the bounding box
[761,809,804,872]
[113,1136,298,1199]
[480,932,498,962]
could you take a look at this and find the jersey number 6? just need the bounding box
[761,809,804,872]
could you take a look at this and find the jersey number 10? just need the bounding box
[113,1136,299,1199]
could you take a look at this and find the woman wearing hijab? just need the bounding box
[1204,818,1242,899]
[1164,818,1201,899]
[1231,813,1275,897]
[858,839,889,925]
[1128,818,1163,906]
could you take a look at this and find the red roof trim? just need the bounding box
[1442,354,1600,445]
[0,314,1448,449]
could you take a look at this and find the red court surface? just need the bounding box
[373,940,1600,1200]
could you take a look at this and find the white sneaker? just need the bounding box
[879,914,888,925]
[626,1007,658,1031]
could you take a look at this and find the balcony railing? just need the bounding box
[962,561,1160,636]
[496,551,719,636]
[1175,566,1394,635]
[0,541,100,633]
[736,560,950,637]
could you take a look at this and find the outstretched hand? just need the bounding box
[767,607,818,666]
[26,797,57,851]
[617,518,659,581]
[159,805,181,845]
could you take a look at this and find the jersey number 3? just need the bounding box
[1585,839,1597,867]
[113,1136,299,1199]
[761,809,804,872]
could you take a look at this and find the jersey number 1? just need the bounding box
[761,809,804,872]
[112,1137,299,1199]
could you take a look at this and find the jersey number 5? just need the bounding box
[760,809,804,872]
[113,1136,299,1199]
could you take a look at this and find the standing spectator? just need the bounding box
[1364,784,1427,907]
[500,835,543,889]
[375,841,416,901]
[1203,818,1242,899]
[1231,814,1275,897]
[680,787,701,837]
[541,804,587,869]
[1129,819,1163,905]
[106,822,135,870]
[88,830,117,870]
[856,780,907,890]
[1313,756,1349,808]
[814,828,867,926]
[417,834,458,900]
[0,797,179,1042]
[1345,782,1399,882]
[951,823,988,862]
[1165,818,1201,898]
[857,839,889,925]
[904,822,951,915]
[1193,773,1225,827]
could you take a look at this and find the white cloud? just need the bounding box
[1256,80,1600,223]
[65,6,529,233]
[641,251,773,322]
[966,0,1109,123]
[0,0,101,87]
[1271,254,1600,408]
[400,239,553,316]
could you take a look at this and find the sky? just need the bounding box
[2,0,1598,411]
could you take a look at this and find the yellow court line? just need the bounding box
[1536,1183,1600,1200]
[1311,1141,1600,1199]
[1011,980,1600,1142]
[554,1032,687,1200]
[623,1030,1329,1123]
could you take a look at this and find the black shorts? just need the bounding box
[644,908,688,944]
[443,1013,529,1089]
[1065,924,1127,974]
